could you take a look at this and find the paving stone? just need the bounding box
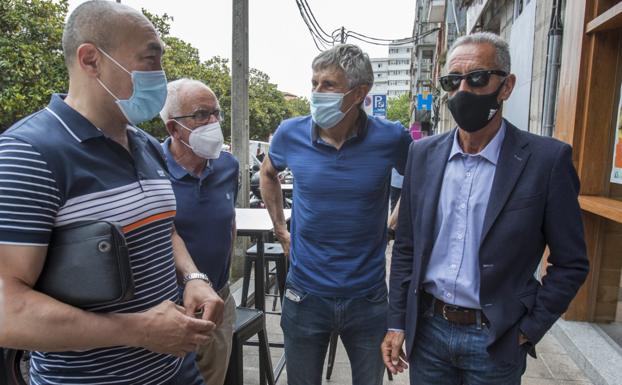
[541,352,590,382]
[524,355,554,379]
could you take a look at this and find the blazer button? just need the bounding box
[413,289,418,294]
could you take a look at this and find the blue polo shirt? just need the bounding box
[162,138,239,291]
[0,94,182,384]
[269,113,412,297]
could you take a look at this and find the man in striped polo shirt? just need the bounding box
[0,2,223,384]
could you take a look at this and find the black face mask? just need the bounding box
[447,81,505,133]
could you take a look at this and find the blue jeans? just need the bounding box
[410,312,527,385]
[281,281,387,385]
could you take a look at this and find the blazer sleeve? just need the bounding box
[518,144,589,343]
[388,141,417,330]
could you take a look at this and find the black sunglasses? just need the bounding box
[439,70,507,92]
[172,109,223,123]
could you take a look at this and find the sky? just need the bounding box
[66,0,416,98]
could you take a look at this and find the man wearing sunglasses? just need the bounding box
[383,32,588,384]
[160,78,238,385]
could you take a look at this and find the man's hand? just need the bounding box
[518,332,530,346]
[139,300,216,357]
[183,280,224,326]
[381,330,408,375]
[274,225,291,258]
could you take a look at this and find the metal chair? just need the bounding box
[225,307,275,385]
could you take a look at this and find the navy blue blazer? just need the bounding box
[388,121,589,364]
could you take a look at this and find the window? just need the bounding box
[514,0,531,19]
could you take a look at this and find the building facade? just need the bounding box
[370,41,415,99]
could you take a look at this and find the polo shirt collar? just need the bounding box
[162,137,213,181]
[311,108,369,144]
[448,120,506,165]
[45,94,105,142]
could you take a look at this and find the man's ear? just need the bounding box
[75,43,101,78]
[356,85,370,104]
[499,74,516,102]
[165,120,179,138]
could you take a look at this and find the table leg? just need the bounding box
[254,234,265,311]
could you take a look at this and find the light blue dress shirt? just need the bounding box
[391,168,404,188]
[423,122,506,309]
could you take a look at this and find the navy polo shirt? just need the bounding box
[269,113,412,297]
[162,138,239,291]
[0,94,182,384]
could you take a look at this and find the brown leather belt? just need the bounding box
[422,291,488,326]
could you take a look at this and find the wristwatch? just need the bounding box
[183,272,213,287]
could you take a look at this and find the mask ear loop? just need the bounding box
[169,119,194,149]
[341,86,362,115]
[95,47,132,102]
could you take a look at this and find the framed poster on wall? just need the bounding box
[612,83,622,184]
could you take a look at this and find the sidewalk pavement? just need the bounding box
[232,243,594,385]
[235,297,593,385]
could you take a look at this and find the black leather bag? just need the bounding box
[35,221,134,308]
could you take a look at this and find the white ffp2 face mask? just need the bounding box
[177,121,224,159]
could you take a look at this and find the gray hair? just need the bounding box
[160,78,219,121]
[312,44,374,89]
[447,32,511,74]
[62,0,151,68]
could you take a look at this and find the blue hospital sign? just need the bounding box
[372,94,387,117]
[417,93,433,111]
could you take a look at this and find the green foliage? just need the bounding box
[0,4,300,142]
[141,10,297,142]
[0,0,69,131]
[387,93,411,128]
[284,96,310,119]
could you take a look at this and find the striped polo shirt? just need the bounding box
[0,94,182,384]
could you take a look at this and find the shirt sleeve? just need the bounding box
[268,123,288,171]
[0,137,61,245]
[394,126,413,175]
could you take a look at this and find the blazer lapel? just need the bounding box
[420,130,454,256]
[480,122,530,245]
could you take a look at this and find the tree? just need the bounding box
[284,96,310,119]
[386,93,411,128]
[0,0,69,131]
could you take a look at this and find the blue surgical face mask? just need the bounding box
[310,89,356,129]
[96,48,168,125]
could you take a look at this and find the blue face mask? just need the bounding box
[96,48,168,125]
[310,89,356,129]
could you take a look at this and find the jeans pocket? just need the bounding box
[284,282,308,304]
[364,286,388,303]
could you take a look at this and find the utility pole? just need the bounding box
[232,0,249,208]
[340,26,345,43]
[231,0,250,281]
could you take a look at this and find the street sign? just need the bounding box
[417,93,433,111]
[372,94,387,117]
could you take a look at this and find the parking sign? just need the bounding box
[372,94,387,118]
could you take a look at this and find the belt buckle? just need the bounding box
[442,304,460,321]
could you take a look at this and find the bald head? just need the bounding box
[62,0,155,68]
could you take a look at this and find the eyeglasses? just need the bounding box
[172,109,223,123]
[439,70,507,92]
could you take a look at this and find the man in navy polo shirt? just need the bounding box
[261,44,412,385]
[160,78,239,385]
[0,2,222,384]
